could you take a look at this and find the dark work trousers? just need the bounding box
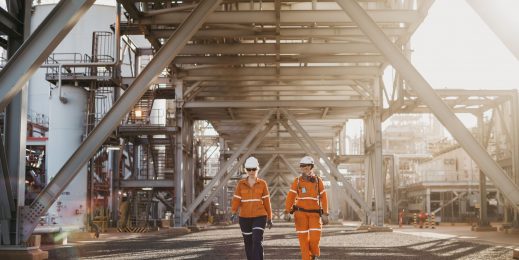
[239,216,267,260]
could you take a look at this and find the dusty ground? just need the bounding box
[43,222,515,260]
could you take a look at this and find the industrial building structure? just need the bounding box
[0,0,518,258]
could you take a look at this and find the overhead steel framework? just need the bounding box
[0,0,518,252]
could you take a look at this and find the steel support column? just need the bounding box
[337,0,519,210]
[0,135,14,245]
[174,80,185,226]
[391,155,398,224]
[183,109,274,223]
[512,92,519,226]
[19,0,222,242]
[426,188,431,218]
[477,113,489,226]
[363,77,384,226]
[1,0,31,246]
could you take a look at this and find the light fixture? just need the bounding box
[135,109,142,118]
[142,187,153,191]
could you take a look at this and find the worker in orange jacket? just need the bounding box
[285,156,329,260]
[231,157,273,260]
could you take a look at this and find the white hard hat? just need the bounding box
[244,157,259,168]
[300,156,314,165]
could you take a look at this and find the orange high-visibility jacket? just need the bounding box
[285,175,328,215]
[231,178,272,220]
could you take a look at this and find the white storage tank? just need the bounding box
[29,2,116,230]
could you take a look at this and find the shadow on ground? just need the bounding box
[46,223,513,260]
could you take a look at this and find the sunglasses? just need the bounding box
[299,164,312,168]
[246,168,258,172]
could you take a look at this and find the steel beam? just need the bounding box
[0,0,96,110]
[19,0,222,242]
[178,43,378,55]
[466,0,519,61]
[120,179,175,188]
[185,100,373,108]
[121,24,407,39]
[182,109,274,223]
[182,66,380,77]
[0,7,22,38]
[137,10,419,25]
[337,0,519,210]
[258,154,278,179]
[174,55,385,65]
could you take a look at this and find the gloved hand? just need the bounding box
[283,212,291,222]
[321,214,329,225]
[230,213,237,222]
[266,220,273,229]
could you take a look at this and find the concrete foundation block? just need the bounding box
[0,247,48,260]
[67,231,98,242]
[472,226,498,232]
[169,227,191,235]
[506,228,519,234]
[367,226,393,233]
[513,248,519,259]
[356,225,371,231]
[188,226,204,232]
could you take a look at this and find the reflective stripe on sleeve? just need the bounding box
[233,195,242,199]
[289,189,297,194]
[320,190,326,195]
[262,195,269,199]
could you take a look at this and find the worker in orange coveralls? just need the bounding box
[284,156,329,260]
[230,156,273,260]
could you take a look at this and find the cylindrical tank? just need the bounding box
[28,2,116,230]
[46,85,87,228]
[28,3,116,121]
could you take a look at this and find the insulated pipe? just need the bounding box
[336,0,519,211]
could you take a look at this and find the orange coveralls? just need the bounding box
[231,178,272,260]
[231,178,272,220]
[285,175,328,260]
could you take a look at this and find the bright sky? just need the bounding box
[411,0,519,90]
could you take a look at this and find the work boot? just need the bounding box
[311,256,318,260]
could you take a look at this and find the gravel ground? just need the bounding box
[45,223,514,260]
